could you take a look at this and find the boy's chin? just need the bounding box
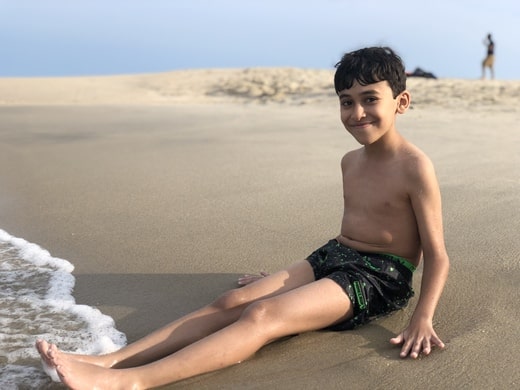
[351,135,378,146]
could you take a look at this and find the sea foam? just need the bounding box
[0,229,126,389]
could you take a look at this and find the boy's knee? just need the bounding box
[240,300,275,325]
[211,288,249,310]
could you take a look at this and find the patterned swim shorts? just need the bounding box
[306,239,415,330]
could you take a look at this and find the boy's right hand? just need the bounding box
[237,272,269,286]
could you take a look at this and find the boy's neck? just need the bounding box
[363,128,404,158]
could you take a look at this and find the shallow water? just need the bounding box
[0,229,126,389]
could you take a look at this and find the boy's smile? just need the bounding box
[338,80,409,146]
[348,121,374,130]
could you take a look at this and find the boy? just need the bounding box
[37,47,449,389]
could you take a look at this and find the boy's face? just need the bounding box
[338,80,408,146]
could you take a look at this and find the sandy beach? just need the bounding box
[0,69,519,389]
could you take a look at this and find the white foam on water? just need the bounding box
[0,229,127,389]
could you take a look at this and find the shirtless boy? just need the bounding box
[37,46,450,389]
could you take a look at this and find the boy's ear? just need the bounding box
[396,90,411,114]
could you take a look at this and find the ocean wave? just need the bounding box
[0,229,126,388]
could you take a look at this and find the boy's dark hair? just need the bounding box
[334,47,406,98]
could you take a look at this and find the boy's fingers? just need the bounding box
[400,337,415,358]
[389,333,404,345]
[237,272,269,286]
[431,335,445,349]
[422,339,432,355]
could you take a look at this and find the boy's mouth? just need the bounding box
[349,121,373,128]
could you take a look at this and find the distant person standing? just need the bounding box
[481,34,495,79]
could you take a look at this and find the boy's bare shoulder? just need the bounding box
[400,141,435,172]
[398,141,438,191]
[340,148,363,167]
[400,140,429,160]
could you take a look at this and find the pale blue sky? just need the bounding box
[1,0,518,79]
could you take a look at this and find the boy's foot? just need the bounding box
[35,340,60,382]
[53,351,137,390]
[36,339,117,382]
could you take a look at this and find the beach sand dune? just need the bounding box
[2,68,520,109]
[0,69,518,389]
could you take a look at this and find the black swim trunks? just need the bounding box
[306,239,415,330]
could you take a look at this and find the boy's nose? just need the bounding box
[353,104,366,120]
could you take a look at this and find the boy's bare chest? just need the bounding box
[342,169,408,213]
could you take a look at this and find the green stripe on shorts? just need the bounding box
[382,253,416,273]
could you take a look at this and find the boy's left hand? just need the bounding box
[237,271,269,286]
[389,317,445,359]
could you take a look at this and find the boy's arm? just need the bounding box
[390,156,450,358]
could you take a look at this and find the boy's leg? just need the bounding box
[50,271,353,389]
[38,260,316,369]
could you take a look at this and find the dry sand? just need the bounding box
[0,69,519,389]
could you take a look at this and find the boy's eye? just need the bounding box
[340,97,378,107]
